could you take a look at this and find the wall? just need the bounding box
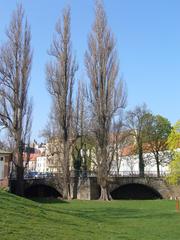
[111,151,170,175]
[0,156,4,179]
[0,154,11,188]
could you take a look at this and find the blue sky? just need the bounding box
[0,0,180,140]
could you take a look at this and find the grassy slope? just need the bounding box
[0,190,180,240]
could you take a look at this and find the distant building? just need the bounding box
[36,156,48,173]
[26,142,48,173]
[110,144,171,176]
[27,153,39,171]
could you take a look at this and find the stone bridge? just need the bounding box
[108,176,177,200]
[10,175,180,200]
[76,176,180,200]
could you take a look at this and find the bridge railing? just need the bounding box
[108,171,167,177]
[22,170,168,179]
[71,170,169,178]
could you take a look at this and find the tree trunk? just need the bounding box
[62,169,71,199]
[16,165,24,196]
[138,147,144,177]
[62,140,71,200]
[63,180,71,200]
[99,185,112,201]
[155,155,160,177]
[15,138,25,196]
[98,160,111,201]
[72,169,79,199]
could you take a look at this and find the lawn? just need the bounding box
[0,189,180,240]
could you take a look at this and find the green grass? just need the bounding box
[0,190,180,240]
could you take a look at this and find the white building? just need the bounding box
[26,142,48,173]
[111,149,171,176]
[36,156,48,173]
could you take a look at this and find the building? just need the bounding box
[0,150,12,188]
[36,156,48,173]
[27,153,39,172]
[26,142,48,173]
[110,144,171,176]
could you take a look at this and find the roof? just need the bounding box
[23,153,41,161]
[119,141,171,157]
[120,145,136,157]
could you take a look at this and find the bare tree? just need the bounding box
[46,7,78,199]
[111,122,130,175]
[126,155,138,175]
[125,104,152,177]
[74,81,87,139]
[0,5,32,196]
[73,81,86,171]
[85,1,126,200]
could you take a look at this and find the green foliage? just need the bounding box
[166,121,180,184]
[167,120,180,151]
[0,190,180,240]
[166,152,180,185]
[148,115,171,144]
[145,114,172,156]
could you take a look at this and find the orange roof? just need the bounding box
[119,141,170,157]
[23,153,41,161]
[29,153,40,161]
[120,145,136,157]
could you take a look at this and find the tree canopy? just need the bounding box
[145,115,172,177]
[166,121,180,185]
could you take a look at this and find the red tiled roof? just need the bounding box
[120,145,136,157]
[23,153,41,161]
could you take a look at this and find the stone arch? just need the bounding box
[110,183,163,200]
[24,184,62,198]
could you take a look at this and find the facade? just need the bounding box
[110,144,171,176]
[26,142,48,173]
[27,153,38,171]
[111,153,170,176]
[0,150,12,188]
[36,156,48,173]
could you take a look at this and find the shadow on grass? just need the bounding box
[40,201,175,225]
[30,197,69,204]
[0,190,176,223]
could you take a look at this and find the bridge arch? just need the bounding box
[110,183,163,200]
[24,183,62,198]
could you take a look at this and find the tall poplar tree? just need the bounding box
[46,7,78,199]
[85,1,126,200]
[0,5,32,196]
